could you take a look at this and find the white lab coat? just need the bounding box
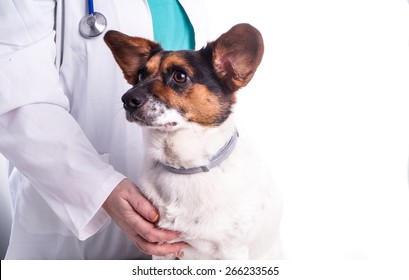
[0,0,208,259]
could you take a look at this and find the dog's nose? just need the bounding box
[129,95,145,109]
[122,93,146,110]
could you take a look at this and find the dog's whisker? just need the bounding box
[113,102,125,117]
[114,107,124,117]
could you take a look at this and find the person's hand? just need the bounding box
[103,178,187,257]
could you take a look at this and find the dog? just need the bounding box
[104,23,282,259]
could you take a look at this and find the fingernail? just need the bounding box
[149,211,159,223]
[176,250,184,258]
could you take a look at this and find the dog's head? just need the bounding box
[104,23,263,130]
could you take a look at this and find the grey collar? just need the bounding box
[159,130,239,175]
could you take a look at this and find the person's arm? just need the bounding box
[0,1,185,256]
[0,2,109,239]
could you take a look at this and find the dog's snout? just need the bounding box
[128,94,146,109]
[122,91,146,110]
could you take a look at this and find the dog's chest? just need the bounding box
[142,150,266,240]
[143,165,257,259]
[145,164,244,232]
[139,131,279,259]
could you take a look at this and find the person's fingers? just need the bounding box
[123,210,188,256]
[104,179,188,256]
[126,186,160,223]
[132,234,188,256]
[128,209,181,243]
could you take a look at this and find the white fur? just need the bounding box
[136,105,283,260]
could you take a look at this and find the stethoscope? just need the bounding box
[79,0,107,38]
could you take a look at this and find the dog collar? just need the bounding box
[159,130,239,175]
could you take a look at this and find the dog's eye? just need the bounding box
[137,71,146,83]
[173,70,187,83]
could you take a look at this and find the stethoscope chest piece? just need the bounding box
[79,12,107,38]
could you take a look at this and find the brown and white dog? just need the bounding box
[104,23,282,259]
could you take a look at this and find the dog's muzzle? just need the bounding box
[122,87,146,112]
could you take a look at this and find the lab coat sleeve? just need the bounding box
[0,2,125,240]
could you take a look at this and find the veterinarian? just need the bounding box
[0,0,207,259]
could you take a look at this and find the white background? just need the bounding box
[1,0,409,261]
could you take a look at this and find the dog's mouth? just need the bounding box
[125,110,179,130]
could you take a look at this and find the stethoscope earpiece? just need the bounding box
[79,0,107,38]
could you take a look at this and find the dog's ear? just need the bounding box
[208,23,264,92]
[104,31,162,85]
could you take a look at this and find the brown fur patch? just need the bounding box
[152,82,223,126]
[146,54,161,76]
[183,84,223,125]
[161,54,194,77]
